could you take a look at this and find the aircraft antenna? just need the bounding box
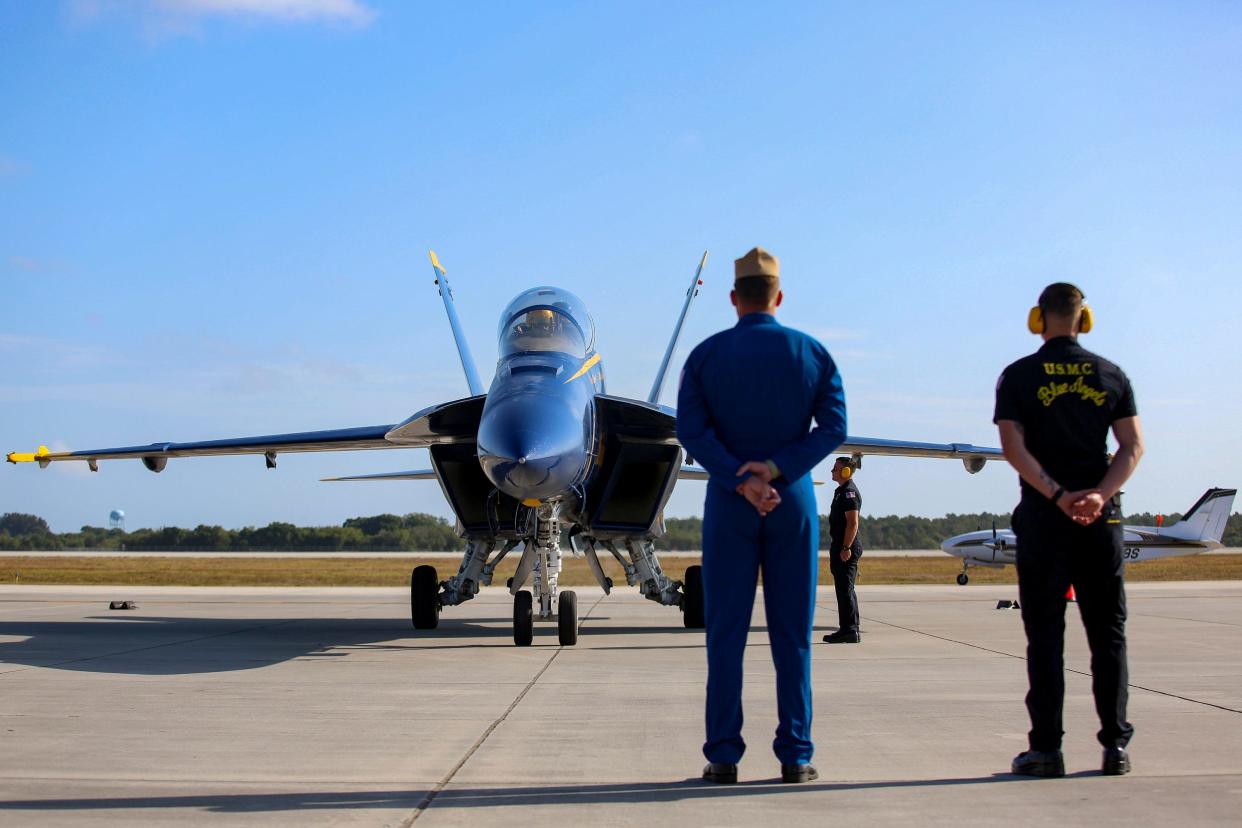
[647,250,708,405]
[429,251,485,396]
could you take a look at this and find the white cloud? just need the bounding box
[0,333,121,370]
[154,0,375,24]
[69,0,376,33]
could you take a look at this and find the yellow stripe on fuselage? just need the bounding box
[563,352,601,384]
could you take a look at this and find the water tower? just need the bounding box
[109,509,125,531]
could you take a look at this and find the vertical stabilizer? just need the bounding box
[647,251,708,405]
[1163,488,1236,544]
[429,251,485,397]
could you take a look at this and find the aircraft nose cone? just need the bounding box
[477,396,587,501]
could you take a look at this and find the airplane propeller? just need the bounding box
[982,519,1008,552]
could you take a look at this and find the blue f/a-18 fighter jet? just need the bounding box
[7,251,1002,646]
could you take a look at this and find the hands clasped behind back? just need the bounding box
[736,461,781,516]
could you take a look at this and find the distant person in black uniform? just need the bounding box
[823,456,863,644]
[994,283,1144,778]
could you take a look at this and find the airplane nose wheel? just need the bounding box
[513,590,534,646]
[682,564,705,628]
[411,565,441,629]
[557,590,578,645]
[956,572,970,586]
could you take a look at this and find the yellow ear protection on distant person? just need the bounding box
[1027,284,1094,334]
[836,456,856,479]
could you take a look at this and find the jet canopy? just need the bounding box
[497,287,596,359]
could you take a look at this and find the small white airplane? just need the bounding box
[942,487,1236,584]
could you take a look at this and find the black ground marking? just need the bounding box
[401,593,608,825]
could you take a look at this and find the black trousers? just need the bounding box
[1013,495,1133,752]
[829,547,862,634]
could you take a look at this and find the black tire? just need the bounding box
[558,590,578,646]
[956,573,969,586]
[411,565,440,629]
[513,590,534,646]
[682,565,705,629]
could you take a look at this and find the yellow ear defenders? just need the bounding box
[840,465,852,480]
[1027,301,1094,334]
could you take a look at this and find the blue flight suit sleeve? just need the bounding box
[676,358,749,494]
[769,351,847,483]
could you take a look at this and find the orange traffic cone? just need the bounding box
[1066,584,1077,602]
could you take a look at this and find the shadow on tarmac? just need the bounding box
[0,614,713,676]
[0,774,1076,815]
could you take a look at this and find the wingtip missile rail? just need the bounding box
[7,445,51,466]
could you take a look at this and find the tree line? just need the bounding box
[3,509,1239,552]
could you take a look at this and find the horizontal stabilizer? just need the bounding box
[677,465,709,481]
[321,469,437,482]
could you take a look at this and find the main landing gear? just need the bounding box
[411,564,441,629]
[681,565,705,628]
[956,572,970,586]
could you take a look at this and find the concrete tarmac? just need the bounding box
[0,582,1239,826]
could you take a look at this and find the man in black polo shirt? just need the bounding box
[823,456,863,644]
[994,283,1144,778]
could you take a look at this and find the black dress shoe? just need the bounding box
[702,762,738,784]
[1102,746,1131,775]
[822,630,860,643]
[780,763,818,783]
[1011,749,1065,777]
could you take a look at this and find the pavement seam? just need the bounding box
[401,593,608,826]
[854,610,1242,716]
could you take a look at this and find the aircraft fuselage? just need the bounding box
[475,287,604,503]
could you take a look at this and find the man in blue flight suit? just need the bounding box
[677,247,847,784]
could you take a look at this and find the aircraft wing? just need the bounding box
[6,424,401,471]
[836,437,1003,474]
[596,394,1000,475]
[7,395,489,472]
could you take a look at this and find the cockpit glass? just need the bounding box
[497,287,595,358]
[500,308,586,358]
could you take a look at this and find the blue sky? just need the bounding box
[2,1,1240,532]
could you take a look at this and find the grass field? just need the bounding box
[2,553,1241,587]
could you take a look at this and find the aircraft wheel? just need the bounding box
[411,565,440,629]
[956,573,969,586]
[682,565,705,629]
[558,590,578,646]
[513,590,534,646]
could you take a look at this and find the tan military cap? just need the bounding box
[734,247,780,282]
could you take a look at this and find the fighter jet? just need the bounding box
[8,251,1003,645]
[942,487,1236,584]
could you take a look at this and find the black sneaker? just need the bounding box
[1102,746,1131,775]
[702,762,738,784]
[822,630,861,644]
[1011,749,1065,777]
[781,763,818,783]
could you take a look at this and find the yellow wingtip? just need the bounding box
[429,250,445,273]
[7,445,48,464]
